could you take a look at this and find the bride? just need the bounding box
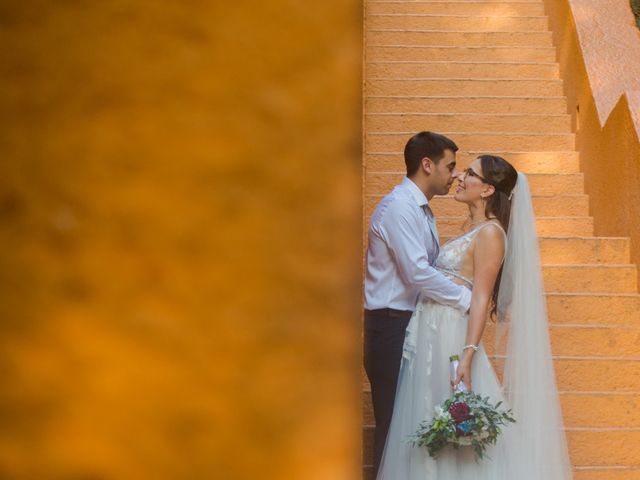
[377,155,573,479]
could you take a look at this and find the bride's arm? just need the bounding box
[453,224,505,391]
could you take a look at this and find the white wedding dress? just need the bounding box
[378,221,511,478]
[378,174,573,480]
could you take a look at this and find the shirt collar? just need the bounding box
[401,177,429,208]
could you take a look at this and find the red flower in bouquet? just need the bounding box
[448,401,471,423]
[412,369,516,460]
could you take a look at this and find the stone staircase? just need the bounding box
[363,1,640,479]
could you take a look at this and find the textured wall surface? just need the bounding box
[545,0,640,283]
[0,2,362,479]
[569,0,640,124]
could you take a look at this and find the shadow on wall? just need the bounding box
[544,0,640,287]
[577,94,640,280]
[0,2,362,479]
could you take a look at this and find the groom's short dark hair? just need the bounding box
[404,131,458,176]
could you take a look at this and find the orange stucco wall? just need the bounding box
[544,0,640,284]
[0,2,362,479]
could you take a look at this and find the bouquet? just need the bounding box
[411,355,515,460]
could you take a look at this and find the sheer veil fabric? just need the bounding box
[496,173,573,478]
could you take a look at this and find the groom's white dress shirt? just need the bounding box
[364,177,472,312]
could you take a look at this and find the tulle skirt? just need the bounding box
[377,299,512,479]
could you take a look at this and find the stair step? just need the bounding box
[365,194,590,217]
[367,45,556,62]
[483,324,640,357]
[533,217,596,236]
[543,264,638,294]
[538,237,630,264]
[367,29,553,46]
[365,172,583,194]
[366,112,571,133]
[361,425,640,467]
[560,394,640,429]
[367,1,546,15]
[366,94,566,113]
[362,392,375,426]
[500,357,640,391]
[548,325,640,356]
[574,467,640,480]
[367,78,564,96]
[363,391,640,428]
[367,14,549,31]
[568,431,640,466]
[546,293,640,326]
[367,131,575,151]
[367,61,560,79]
[366,151,580,172]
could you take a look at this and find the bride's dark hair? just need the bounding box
[478,155,518,317]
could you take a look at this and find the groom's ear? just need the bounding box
[421,157,433,175]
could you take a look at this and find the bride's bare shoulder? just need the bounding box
[475,222,506,252]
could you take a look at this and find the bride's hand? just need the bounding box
[453,358,473,391]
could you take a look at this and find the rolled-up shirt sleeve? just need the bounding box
[379,203,471,312]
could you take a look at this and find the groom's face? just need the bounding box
[430,149,458,196]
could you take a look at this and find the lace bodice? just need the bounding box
[435,221,505,288]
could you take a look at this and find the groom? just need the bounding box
[364,131,472,476]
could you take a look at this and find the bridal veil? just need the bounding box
[497,173,573,478]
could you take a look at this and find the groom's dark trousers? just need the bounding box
[364,307,413,478]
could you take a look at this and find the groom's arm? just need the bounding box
[379,205,471,312]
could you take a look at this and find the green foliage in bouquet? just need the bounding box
[632,0,640,28]
[411,391,515,460]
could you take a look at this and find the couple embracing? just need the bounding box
[364,132,573,479]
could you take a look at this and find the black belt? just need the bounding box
[365,308,413,320]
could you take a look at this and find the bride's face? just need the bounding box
[454,158,495,204]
